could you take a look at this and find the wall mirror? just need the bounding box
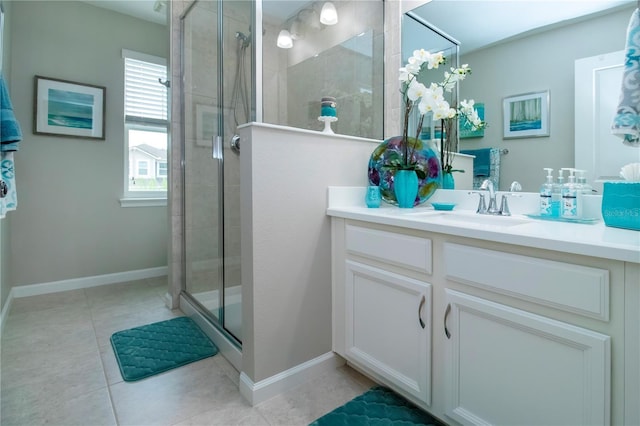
[403,0,635,192]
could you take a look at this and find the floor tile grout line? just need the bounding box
[86,287,122,426]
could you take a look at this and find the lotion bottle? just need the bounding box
[576,170,593,218]
[540,168,553,216]
[561,168,579,218]
[551,169,565,217]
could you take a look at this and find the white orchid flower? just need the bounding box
[427,51,445,69]
[460,99,475,110]
[413,49,431,64]
[399,67,411,82]
[407,80,427,102]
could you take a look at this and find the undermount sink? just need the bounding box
[406,210,531,227]
[437,212,531,227]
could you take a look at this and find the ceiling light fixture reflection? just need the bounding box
[320,2,338,25]
[277,29,293,48]
[290,20,305,40]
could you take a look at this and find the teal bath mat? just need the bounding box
[310,386,445,426]
[110,316,218,382]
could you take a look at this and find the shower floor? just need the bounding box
[191,286,242,341]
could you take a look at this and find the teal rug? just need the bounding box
[110,316,218,382]
[310,386,445,426]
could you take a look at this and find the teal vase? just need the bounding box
[442,172,455,190]
[394,170,419,208]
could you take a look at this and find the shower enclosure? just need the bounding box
[180,0,252,346]
[176,0,384,360]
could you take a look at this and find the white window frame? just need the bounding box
[120,49,168,207]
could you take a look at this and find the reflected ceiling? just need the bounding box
[410,0,634,54]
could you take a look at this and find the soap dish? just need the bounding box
[432,202,456,211]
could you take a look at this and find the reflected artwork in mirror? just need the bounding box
[402,1,634,192]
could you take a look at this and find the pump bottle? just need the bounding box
[561,168,579,218]
[551,169,565,217]
[540,168,554,216]
[576,170,593,218]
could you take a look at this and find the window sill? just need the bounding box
[119,197,167,208]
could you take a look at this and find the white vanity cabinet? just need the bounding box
[332,220,433,405]
[443,289,610,425]
[331,216,631,426]
[442,242,612,426]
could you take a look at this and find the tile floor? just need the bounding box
[0,277,375,425]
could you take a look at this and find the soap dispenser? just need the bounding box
[561,168,579,218]
[551,169,565,217]
[576,169,593,218]
[540,168,554,216]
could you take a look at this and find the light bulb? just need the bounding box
[320,2,338,26]
[276,29,293,49]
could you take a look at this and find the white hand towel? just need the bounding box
[611,8,640,146]
[0,152,17,219]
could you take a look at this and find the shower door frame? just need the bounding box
[179,0,241,348]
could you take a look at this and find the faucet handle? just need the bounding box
[499,194,512,216]
[468,191,487,214]
[509,181,523,192]
[499,192,523,216]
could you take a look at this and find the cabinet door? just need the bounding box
[345,261,431,404]
[444,289,611,426]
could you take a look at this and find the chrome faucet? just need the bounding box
[479,179,500,214]
[469,180,522,216]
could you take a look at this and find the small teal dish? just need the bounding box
[431,202,456,211]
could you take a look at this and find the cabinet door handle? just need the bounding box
[418,295,426,329]
[444,303,451,339]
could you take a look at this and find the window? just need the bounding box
[122,49,168,203]
[137,160,149,176]
[157,161,167,177]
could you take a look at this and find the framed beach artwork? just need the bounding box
[33,76,106,140]
[503,90,549,139]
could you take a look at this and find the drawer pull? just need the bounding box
[418,295,426,329]
[444,303,451,339]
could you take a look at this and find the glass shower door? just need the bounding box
[181,0,226,333]
[181,0,249,345]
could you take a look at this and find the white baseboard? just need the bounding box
[11,266,168,298]
[239,352,345,406]
[0,289,14,337]
[1,266,168,338]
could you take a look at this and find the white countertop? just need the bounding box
[327,187,640,263]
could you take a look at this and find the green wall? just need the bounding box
[5,1,168,295]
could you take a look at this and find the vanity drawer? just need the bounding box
[443,243,609,321]
[345,225,432,274]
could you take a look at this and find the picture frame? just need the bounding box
[195,104,217,147]
[502,90,549,139]
[460,102,485,139]
[33,75,106,140]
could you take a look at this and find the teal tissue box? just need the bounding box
[602,182,640,231]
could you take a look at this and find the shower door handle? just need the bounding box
[213,136,223,160]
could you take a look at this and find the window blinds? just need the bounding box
[124,54,167,123]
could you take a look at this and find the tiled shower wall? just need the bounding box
[168,0,407,307]
[262,0,385,139]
